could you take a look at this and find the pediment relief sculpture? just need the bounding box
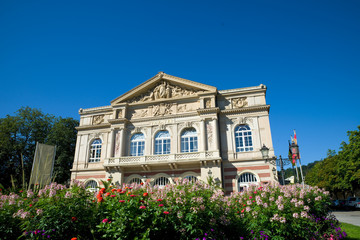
[232,97,248,108]
[128,81,200,103]
[93,115,104,125]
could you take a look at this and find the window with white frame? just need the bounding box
[130,133,145,156]
[89,139,102,162]
[235,125,253,152]
[85,180,98,192]
[153,176,170,187]
[238,172,258,192]
[154,131,170,155]
[181,128,198,153]
[129,177,142,184]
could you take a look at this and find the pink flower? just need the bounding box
[110,195,116,197]
[102,218,109,223]
[140,205,146,209]
[157,199,163,201]
[119,200,125,203]
[163,211,170,214]
[158,204,164,207]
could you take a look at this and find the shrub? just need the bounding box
[0,180,347,240]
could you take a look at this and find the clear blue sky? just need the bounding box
[1,0,359,166]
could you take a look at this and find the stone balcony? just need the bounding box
[103,151,221,167]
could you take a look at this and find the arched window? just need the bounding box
[85,180,98,192]
[153,176,170,187]
[154,131,170,155]
[238,172,258,192]
[130,133,145,156]
[89,139,102,162]
[129,177,142,184]
[235,125,253,152]
[181,128,198,153]
[184,175,198,183]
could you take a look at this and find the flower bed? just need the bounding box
[0,180,346,240]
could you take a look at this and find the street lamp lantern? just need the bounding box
[260,144,270,159]
[272,167,277,176]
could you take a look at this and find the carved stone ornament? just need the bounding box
[232,97,248,108]
[116,109,123,119]
[132,109,148,118]
[205,99,211,108]
[153,103,173,117]
[128,81,199,103]
[93,115,104,125]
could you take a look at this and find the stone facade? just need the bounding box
[70,72,276,193]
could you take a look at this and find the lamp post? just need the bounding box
[260,144,286,185]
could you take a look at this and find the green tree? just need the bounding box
[306,126,360,197]
[0,107,78,188]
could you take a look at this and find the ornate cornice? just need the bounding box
[79,106,112,115]
[76,123,111,131]
[220,105,270,114]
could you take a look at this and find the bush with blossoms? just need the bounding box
[0,179,347,240]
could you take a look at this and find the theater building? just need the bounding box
[70,72,276,193]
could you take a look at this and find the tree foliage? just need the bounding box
[0,107,78,188]
[306,126,360,197]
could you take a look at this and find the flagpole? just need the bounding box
[298,158,305,187]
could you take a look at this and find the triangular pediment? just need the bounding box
[111,72,217,105]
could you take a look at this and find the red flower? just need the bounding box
[117,189,122,193]
[71,217,78,222]
[254,191,257,194]
[139,205,146,209]
[143,192,148,197]
[119,200,125,203]
[19,190,23,193]
[110,195,116,197]
[241,209,245,213]
[29,204,32,207]
[99,188,106,194]
[157,199,162,202]
[71,238,78,240]
[107,179,111,182]
[102,218,109,223]
[140,182,144,185]
[243,204,246,207]
[163,211,170,214]
[130,194,136,197]
[158,204,164,207]
[97,193,102,199]
[97,197,104,202]
[105,192,111,197]
[111,189,117,192]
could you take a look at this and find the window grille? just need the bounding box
[85,180,98,192]
[153,177,170,187]
[89,139,102,162]
[130,133,145,156]
[181,128,198,153]
[154,131,170,155]
[235,125,253,152]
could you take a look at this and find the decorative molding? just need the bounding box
[232,97,248,108]
[128,80,200,103]
[197,107,220,115]
[93,115,105,125]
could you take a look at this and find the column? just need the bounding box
[212,117,220,151]
[107,129,116,158]
[200,119,206,151]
